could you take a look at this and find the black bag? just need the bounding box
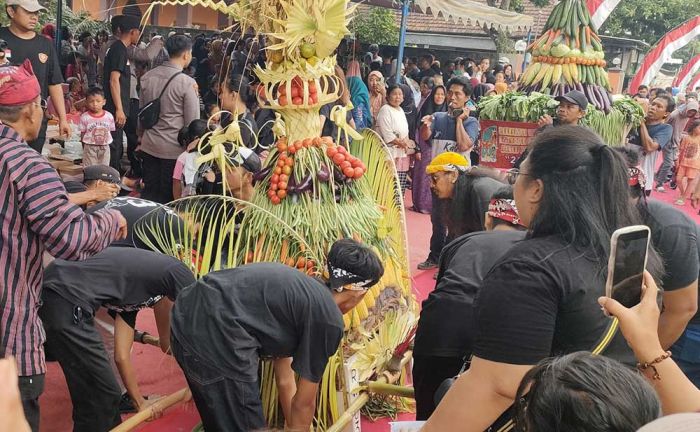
[138,72,183,130]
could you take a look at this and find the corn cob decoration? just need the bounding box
[520,0,614,113]
[138,0,417,429]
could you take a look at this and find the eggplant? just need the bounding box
[333,167,347,183]
[594,86,611,113]
[252,165,272,184]
[295,174,314,193]
[317,164,331,182]
[287,173,298,195]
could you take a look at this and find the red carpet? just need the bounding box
[40,185,695,431]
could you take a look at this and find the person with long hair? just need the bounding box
[412,85,446,213]
[422,126,661,431]
[368,70,386,126]
[219,72,259,151]
[414,185,526,419]
[346,74,372,130]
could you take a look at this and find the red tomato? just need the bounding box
[285,158,294,167]
[257,86,265,99]
[279,174,289,182]
[277,189,287,198]
[274,167,282,175]
[296,256,306,269]
[340,160,352,170]
[277,142,287,152]
[302,138,312,148]
[333,153,346,164]
[312,137,322,147]
[288,145,296,154]
[271,195,281,204]
[267,189,276,198]
[277,159,285,167]
[292,76,303,88]
[246,251,254,263]
[278,181,288,190]
[278,85,287,96]
[354,167,364,178]
[327,147,338,158]
[310,94,318,105]
[343,167,355,178]
[292,96,303,105]
[308,81,317,94]
[278,95,288,106]
[291,86,301,98]
[282,165,292,175]
[321,136,334,145]
[350,158,361,168]
[337,146,347,154]
[271,183,279,191]
[271,174,280,183]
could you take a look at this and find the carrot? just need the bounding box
[586,26,592,46]
[590,31,601,42]
[254,234,266,261]
[544,29,561,50]
[575,35,580,50]
[280,239,289,262]
[565,35,570,47]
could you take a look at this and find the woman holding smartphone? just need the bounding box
[422,125,662,431]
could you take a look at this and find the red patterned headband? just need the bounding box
[628,167,646,189]
[488,198,523,226]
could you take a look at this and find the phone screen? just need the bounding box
[610,230,649,308]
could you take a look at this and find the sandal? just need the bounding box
[675,199,685,206]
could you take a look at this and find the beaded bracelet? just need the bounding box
[637,351,672,380]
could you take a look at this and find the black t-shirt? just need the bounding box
[641,200,700,324]
[0,28,63,98]
[103,40,131,116]
[473,235,635,366]
[415,230,525,358]
[87,197,186,251]
[171,263,344,382]
[43,247,195,315]
[220,111,259,152]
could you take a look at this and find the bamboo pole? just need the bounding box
[366,382,415,399]
[326,351,413,432]
[110,388,189,432]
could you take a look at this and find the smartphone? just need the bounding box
[605,226,651,308]
[450,108,464,118]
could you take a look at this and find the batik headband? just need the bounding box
[488,198,523,226]
[328,263,375,292]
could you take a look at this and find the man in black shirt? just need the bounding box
[103,15,140,172]
[39,247,195,432]
[413,188,526,419]
[170,239,384,432]
[1,0,71,152]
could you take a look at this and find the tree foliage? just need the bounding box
[601,0,700,46]
[0,1,108,36]
[350,6,399,46]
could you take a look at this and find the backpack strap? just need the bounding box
[156,71,183,100]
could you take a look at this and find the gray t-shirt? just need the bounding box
[430,112,479,159]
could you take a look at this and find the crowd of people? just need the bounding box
[3,0,700,431]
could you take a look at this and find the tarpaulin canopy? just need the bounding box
[355,0,533,31]
[413,0,533,30]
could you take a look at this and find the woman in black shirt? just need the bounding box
[422,125,662,431]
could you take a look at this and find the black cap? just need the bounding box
[83,165,121,184]
[63,180,88,194]
[225,146,262,174]
[555,90,588,110]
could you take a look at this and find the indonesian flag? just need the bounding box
[673,54,700,91]
[586,0,622,30]
[690,72,700,93]
[629,16,700,94]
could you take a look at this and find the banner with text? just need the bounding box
[479,120,539,169]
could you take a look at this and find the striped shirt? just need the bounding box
[0,125,121,376]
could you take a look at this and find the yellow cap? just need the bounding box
[425,152,470,175]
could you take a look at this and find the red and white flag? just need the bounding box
[586,0,623,30]
[690,72,700,93]
[629,16,700,94]
[674,54,700,91]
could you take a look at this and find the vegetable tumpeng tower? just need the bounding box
[140,0,419,429]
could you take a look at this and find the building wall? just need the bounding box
[71,2,224,30]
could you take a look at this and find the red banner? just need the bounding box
[479,120,539,169]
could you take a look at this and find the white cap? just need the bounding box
[498,56,510,64]
[6,0,47,12]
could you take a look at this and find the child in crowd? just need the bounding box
[172,119,210,199]
[675,120,700,205]
[79,86,116,167]
[204,102,221,127]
